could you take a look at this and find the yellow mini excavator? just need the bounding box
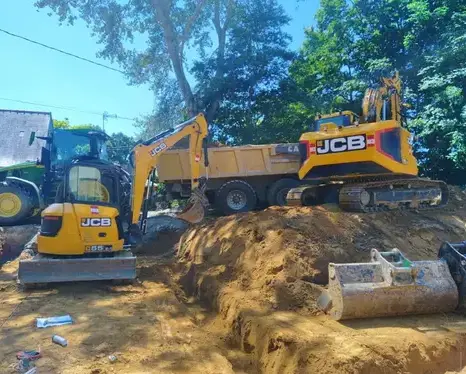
[18,114,209,286]
[286,73,448,211]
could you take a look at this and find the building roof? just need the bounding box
[0,109,53,167]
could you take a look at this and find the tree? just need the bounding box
[35,0,292,126]
[107,132,136,165]
[53,119,70,129]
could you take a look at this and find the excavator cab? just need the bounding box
[314,111,359,131]
[19,159,136,285]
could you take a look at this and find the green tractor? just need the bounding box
[0,110,109,225]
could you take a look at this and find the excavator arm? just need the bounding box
[130,113,209,228]
[362,72,401,123]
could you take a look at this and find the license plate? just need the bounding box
[85,245,113,253]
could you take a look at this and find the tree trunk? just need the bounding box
[152,0,197,117]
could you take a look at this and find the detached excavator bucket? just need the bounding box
[176,185,209,224]
[318,249,458,320]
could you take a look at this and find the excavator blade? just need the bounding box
[318,248,458,320]
[176,187,208,224]
[18,251,136,286]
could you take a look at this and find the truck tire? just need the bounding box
[267,178,300,206]
[0,184,34,225]
[216,180,257,215]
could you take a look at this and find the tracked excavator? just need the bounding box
[286,73,448,211]
[17,114,209,286]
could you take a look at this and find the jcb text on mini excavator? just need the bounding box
[287,73,448,211]
[18,114,209,286]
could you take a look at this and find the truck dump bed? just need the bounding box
[157,143,301,182]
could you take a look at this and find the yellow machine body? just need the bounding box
[37,203,124,256]
[18,114,209,286]
[287,74,448,211]
[297,119,417,180]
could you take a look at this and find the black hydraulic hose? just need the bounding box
[203,138,209,167]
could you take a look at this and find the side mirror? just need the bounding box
[29,131,36,146]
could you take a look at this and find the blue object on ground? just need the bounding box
[36,315,73,328]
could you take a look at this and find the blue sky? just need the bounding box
[0,0,318,136]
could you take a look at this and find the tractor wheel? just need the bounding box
[0,184,34,226]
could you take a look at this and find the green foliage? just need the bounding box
[52,119,70,129]
[36,0,292,127]
[53,119,100,131]
[107,132,136,165]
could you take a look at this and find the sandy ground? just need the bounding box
[1,188,466,373]
[0,231,256,374]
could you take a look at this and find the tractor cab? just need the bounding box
[51,128,109,166]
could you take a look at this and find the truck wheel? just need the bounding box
[0,184,34,225]
[216,180,257,215]
[267,178,300,206]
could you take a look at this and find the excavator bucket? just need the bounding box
[176,185,209,224]
[18,251,136,286]
[318,248,458,320]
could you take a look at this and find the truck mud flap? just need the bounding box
[18,252,136,285]
[318,248,458,320]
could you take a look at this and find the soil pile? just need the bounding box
[177,187,466,373]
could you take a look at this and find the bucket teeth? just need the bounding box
[320,248,458,320]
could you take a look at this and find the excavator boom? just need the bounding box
[130,114,209,227]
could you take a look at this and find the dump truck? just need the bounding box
[0,109,108,225]
[159,75,448,215]
[157,143,301,215]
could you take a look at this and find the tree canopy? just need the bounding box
[40,1,466,184]
[36,0,291,127]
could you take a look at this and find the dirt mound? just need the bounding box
[177,187,466,373]
[0,225,38,265]
[179,187,466,314]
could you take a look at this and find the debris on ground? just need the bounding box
[52,335,68,347]
[37,315,73,328]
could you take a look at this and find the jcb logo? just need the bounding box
[81,218,112,227]
[317,135,366,155]
[149,142,167,156]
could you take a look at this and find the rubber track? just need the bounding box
[287,177,449,213]
[339,178,449,212]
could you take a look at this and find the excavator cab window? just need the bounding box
[66,165,117,205]
[314,115,351,130]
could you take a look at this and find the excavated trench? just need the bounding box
[175,187,466,373]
